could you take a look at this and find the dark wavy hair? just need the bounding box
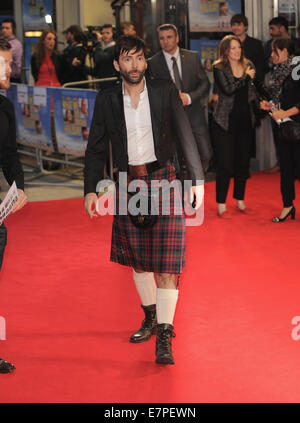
[214,35,249,71]
[272,38,295,57]
[34,30,58,69]
[114,35,146,62]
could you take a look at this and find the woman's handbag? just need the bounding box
[279,120,300,142]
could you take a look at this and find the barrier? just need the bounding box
[3,81,117,187]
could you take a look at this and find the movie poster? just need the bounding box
[189,0,242,32]
[51,88,97,156]
[22,0,54,30]
[190,39,219,85]
[279,0,298,28]
[13,84,53,151]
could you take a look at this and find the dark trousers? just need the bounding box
[0,224,7,270]
[212,120,253,204]
[279,136,300,207]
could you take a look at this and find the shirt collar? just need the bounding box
[163,47,180,63]
[122,77,147,96]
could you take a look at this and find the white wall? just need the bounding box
[81,0,115,27]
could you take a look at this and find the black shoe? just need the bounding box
[0,358,15,374]
[272,206,296,223]
[155,323,176,365]
[129,304,157,343]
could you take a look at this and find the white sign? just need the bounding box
[17,84,28,104]
[33,87,47,107]
[0,182,19,226]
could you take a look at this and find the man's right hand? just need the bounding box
[84,193,98,218]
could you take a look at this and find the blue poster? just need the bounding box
[51,88,97,156]
[12,84,53,151]
[189,0,242,32]
[24,37,40,83]
[22,0,54,30]
[190,40,220,85]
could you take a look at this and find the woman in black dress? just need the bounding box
[212,35,260,219]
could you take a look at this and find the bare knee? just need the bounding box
[155,273,177,289]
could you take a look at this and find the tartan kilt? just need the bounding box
[110,163,186,274]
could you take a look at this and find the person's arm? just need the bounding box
[84,92,110,196]
[0,99,27,212]
[169,84,204,183]
[186,54,210,104]
[30,54,38,82]
[213,66,251,96]
[0,100,24,190]
[13,40,23,77]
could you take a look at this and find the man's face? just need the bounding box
[1,22,13,39]
[114,48,147,85]
[101,27,113,44]
[0,50,12,90]
[158,29,179,55]
[269,24,283,39]
[231,22,247,37]
[65,31,74,45]
[123,25,136,36]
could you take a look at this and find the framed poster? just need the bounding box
[278,0,298,28]
[22,0,54,30]
[189,0,242,32]
[51,88,97,156]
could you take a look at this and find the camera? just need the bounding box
[82,26,103,52]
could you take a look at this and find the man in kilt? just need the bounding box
[84,35,204,365]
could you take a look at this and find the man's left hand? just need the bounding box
[179,91,190,107]
[12,189,27,213]
[189,185,204,210]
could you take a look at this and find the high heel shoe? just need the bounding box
[272,206,296,223]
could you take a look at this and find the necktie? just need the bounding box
[171,56,183,91]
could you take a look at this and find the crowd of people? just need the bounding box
[0,13,300,369]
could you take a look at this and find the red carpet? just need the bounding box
[0,172,300,403]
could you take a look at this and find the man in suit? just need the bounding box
[147,23,213,173]
[0,39,27,373]
[230,14,267,83]
[84,35,204,365]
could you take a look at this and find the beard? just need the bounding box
[119,68,145,85]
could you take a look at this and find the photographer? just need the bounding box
[63,25,87,88]
[88,24,118,89]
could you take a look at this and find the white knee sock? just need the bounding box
[156,288,179,325]
[133,270,157,306]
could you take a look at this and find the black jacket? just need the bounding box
[31,52,64,85]
[280,62,300,124]
[213,63,266,131]
[242,35,267,83]
[0,95,24,190]
[62,43,87,86]
[84,77,204,195]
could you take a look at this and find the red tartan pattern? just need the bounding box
[110,164,186,274]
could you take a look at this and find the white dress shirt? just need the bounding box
[123,80,157,166]
[162,48,191,105]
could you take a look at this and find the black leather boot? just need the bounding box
[129,304,157,343]
[0,358,15,373]
[155,323,175,365]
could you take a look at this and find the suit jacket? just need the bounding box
[147,48,210,131]
[84,77,204,195]
[0,95,24,190]
[242,35,267,83]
